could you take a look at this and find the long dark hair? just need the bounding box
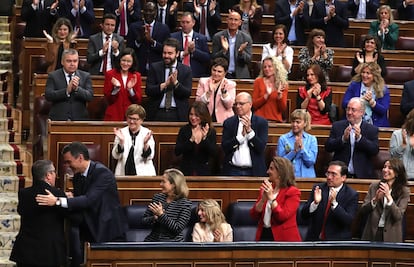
[306,28,326,57]
[305,64,327,91]
[188,101,213,128]
[385,158,408,200]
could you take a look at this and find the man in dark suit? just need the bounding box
[310,0,349,47]
[104,0,141,37]
[183,0,221,41]
[156,0,178,32]
[221,92,268,177]
[398,0,414,20]
[212,9,252,79]
[10,160,67,267]
[325,97,379,178]
[20,0,59,37]
[57,0,95,38]
[348,0,380,19]
[275,0,310,46]
[45,48,94,121]
[171,12,210,78]
[301,160,359,241]
[401,79,414,116]
[87,13,125,75]
[126,1,170,76]
[36,142,127,267]
[145,38,192,122]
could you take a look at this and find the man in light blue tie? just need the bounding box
[325,97,379,178]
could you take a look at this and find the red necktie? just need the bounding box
[200,5,206,35]
[320,192,332,240]
[183,35,190,66]
[120,2,126,36]
[102,35,110,73]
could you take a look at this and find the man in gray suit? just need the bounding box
[45,48,94,121]
[87,13,125,75]
[211,9,252,79]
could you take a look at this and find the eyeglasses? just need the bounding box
[325,171,340,177]
[234,102,249,107]
[127,116,140,122]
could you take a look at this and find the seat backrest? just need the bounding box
[226,201,257,241]
[124,205,152,242]
[335,65,353,82]
[385,67,414,85]
[396,36,414,50]
[371,150,391,179]
[296,202,310,241]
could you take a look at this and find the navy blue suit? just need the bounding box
[400,80,414,116]
[145,61,192,122]
[221,114,268,176]
[170,31,211,78]
[183,0,221,41]
[398,0,414,20]
[58,0,95,38]
[104,0,141,36]
[325,120,379,178]
[301,182,359,241]
[275,0,310,45]
[20,0,57,37]
[348,0,380,19]
[310,0,349,47]
[126,21,170,75]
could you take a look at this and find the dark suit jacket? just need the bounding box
[301,182,359,241]
[10,181,67,266]
[21,0,57,37]
[87,32,125,75]
[400,80,414,116]
[103,0,141,35]
[58,0,95,38]
[69,161,127,242]
[275,0,309,45]
[310,0,349,47]
[145,61,192,121]
[170,31,211,78]
[45,68,94,121]
[212,30,252,79]
[126,20,171,75]
[325,120,379,178]
[348,0,380,19]
[183,0,222,41]
[398,0,414,20]
[156,3,177,32]
[221,114,268,176]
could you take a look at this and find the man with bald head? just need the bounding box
[221,92,268,176]
[325,97,379,178]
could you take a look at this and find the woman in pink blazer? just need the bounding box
[195,57,236,123]
[250,156,302,241]
[104,48,142,121]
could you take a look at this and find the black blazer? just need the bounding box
[401,80,414,116]
[156,3,177,32]
[325,120,379,178]
[103,0,142,35]
[275,0,309,46]
[310,0,349,47]
[183,0,222,40]
[20,0,57,37]
[301,182,359,241]
[145,61,193,121]
[58,0,95,38]
[10,181,67,266]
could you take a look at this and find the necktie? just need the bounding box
[320,190,332,240]
[67,73,72,84]
[38,0,43,12]
[348,128,355,174]
[75,0,81,34]
[159,8,165,23]
[125,131,138,175]
[200,5,206,35]
[102,35,110,73]
[183,35,190,66]
[120,1,126,36]
[165,67,173,109]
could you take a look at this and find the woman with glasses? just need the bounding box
[112,104,156,176]
[104,48,142,121]
[342,62,390,127]
[175,101,217,175]
[360,158,409,242]
[277,109,318,178]
[252,56,288,122]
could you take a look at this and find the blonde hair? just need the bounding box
[290,109,312,132]
[198,199,227,234]
[51,17,74,43]
[352,62,385,98]
[259,56,288,87]
[377,5,394,24]
[164,168,189,199]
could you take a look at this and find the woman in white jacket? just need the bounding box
[112,104,156,176]
[261,24,293,73]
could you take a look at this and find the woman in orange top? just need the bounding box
[252,56,288,122]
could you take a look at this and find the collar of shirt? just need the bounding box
[330,183,343,194]
[287,130,306,139]
[348,120,362,128]
[158,4,167,10]
[183,30,194,39]
[63,69,75,78]
[81,161,91,177]
[102,32,112,39]
[146,20,155,27]
[238,111,252,122]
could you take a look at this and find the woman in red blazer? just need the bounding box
[250,156,302,241]
[104,48,142,121]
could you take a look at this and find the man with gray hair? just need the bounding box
[325,97,379,178]
[45,48,94,121]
